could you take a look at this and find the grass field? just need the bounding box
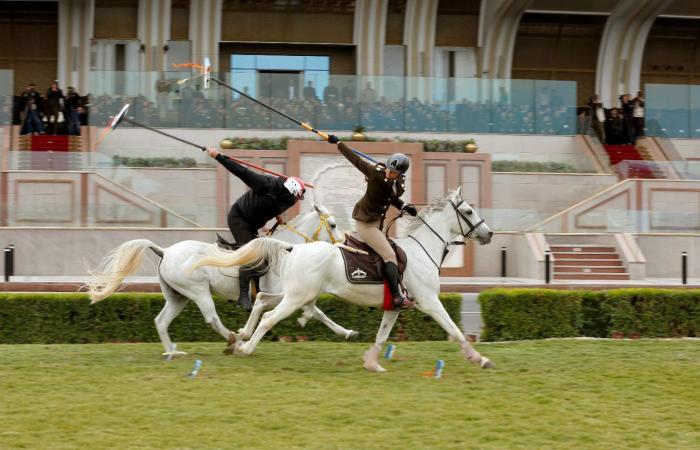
[1,340,699,449]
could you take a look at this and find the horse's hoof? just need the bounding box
[233,341,250,356]
[364,362,387,372]
[227,332,238,346]
[480,357,494,369]
[345,330,359,340]
[223,343,236,355]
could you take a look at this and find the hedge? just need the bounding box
[0,293,462,344]
[480,288,700,341]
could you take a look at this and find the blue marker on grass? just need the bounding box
[384,344,395,359]
[188,359,202,378]
[434,359,445,379]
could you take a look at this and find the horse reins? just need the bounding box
[270,213,340,244]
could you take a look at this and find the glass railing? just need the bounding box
[646,83,700,138]
[85,71,577,135]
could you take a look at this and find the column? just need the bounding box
[57,0,94,95]
[354,0,389,76]
[596,0,672,107]
[189,0,223,72]
[477,0,531,80]
[403,0,438,100]
[138,0,172,72]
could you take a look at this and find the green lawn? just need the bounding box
[1,340,699,449]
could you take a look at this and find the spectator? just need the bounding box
[620,94,635,144]
[361,81,376,103]
[632,90,645,141]
[45,81,65,135]
[587,95,606,144]
[342,79,356,104]
[323,82,338,104]
[287,79,297,100]
[155,74,171,120]
[64,86,82,135]
[20,83,44,135]
[605,107,626,145]
[303,81,317,101]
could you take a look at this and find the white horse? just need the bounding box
[192,188,495,371]
[87,204,357,356]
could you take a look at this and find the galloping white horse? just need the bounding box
[87,204,357,356]
[192,188,495,371]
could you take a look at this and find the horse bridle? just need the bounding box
[407,199,485,270]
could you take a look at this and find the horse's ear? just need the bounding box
[455,186,463,199]
[313,203,322,214]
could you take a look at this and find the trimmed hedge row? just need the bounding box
[0,293,462,344]
[480,288,700,341]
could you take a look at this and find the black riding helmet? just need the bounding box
[386,153,409,174]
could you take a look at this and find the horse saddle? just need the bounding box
[339,233,407,284]
[216,233,237,250]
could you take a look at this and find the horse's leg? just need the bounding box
[363,309,400,372]
[413,295,493,369]
[190,291,236,344]
[233,295,306,356]
[299,302,359,340]
[155,286,189,355]
[238,292,283,340]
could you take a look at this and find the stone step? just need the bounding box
[549,245,615,253]
[551,252,620,260]
[555,259,623,266]
[554,272,630,280]
[552,266,627,273]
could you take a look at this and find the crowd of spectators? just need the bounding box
[10,78,576,135]
[13,81,86,135]
[583,91,645,145]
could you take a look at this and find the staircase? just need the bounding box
[16,135,84,170]
[550,244,630,281]
[602,144,664,179]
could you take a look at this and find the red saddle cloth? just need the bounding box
[339,234,407,310]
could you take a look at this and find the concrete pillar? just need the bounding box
[596,0,672,107]
[57,0,94,95]
[354,0,389,76]
[403,0,438,101]
[138,0,171,73]
[189,0,223,72]
[477,0,531,80]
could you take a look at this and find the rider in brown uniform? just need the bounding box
[327,134,417,309]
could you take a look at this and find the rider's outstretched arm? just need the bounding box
[335,140,373,178]
[214,152,274,192]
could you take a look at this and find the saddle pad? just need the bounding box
[339,235,407,284]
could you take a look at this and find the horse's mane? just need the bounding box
[397,192,454,237]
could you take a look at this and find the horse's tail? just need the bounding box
[189,237,292,274]
[86,239,164,304]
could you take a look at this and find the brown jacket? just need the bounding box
[337,141,406,222]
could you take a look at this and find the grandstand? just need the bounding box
[1,0,700,288]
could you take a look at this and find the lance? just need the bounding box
[174,59,378,164]
[97,104,315,187]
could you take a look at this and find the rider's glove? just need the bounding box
[327,134,339,144]
[402,204,418,217]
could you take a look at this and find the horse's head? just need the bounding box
[448,187,493,245]
[312,203,344,243]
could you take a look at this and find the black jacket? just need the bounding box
[337,141,405,222]
[216,154,297,230]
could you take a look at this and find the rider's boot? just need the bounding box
[237,266,253,311]
[383,261,405,310]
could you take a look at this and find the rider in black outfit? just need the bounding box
[207,148,305,310]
